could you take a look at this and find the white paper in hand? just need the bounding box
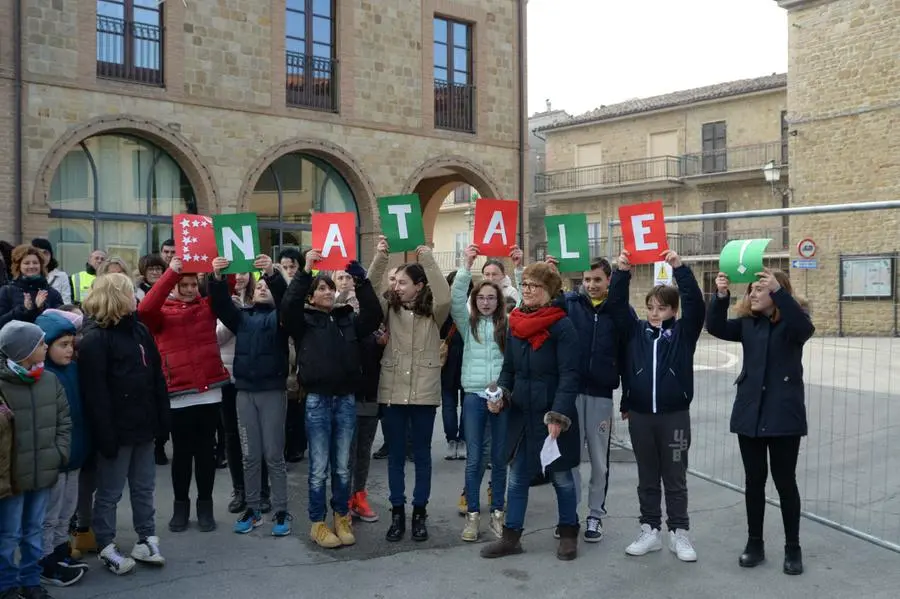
[540,436,561,471]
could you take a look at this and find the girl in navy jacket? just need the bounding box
[706,268,814,576]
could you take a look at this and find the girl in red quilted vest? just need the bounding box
[138,256,230,535]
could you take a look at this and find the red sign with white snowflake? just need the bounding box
[173,214,217,273]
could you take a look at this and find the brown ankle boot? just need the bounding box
[557,524,579,561]
[480,526,524,559]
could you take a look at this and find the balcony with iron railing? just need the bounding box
[96,15,164,86]
[435,80,475,133]
[681,141,786,179]
[609,225,791,259]
[286,52,338,112]
[536,155,683,195]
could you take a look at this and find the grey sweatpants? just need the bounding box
[573,394,613,519]
[627,409,691,531]
[93,442,156,549]
[237,390,288,513]
[42,469,80,556]
[349,413,379,494]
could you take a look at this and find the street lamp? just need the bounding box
[762,160,781,184]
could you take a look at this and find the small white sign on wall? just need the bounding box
[654,261,673,286]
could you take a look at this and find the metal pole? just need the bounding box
[607,219,614,261]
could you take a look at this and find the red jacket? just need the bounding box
[137,268,229,397]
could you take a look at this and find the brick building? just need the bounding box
[0,0,526,273]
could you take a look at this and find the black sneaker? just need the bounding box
[584,517,603,543]
[57,556,90,572]
[411,508,428,542]
[41,560,83,587]
[18,586,55,599]
[385,506,405,542]
[372,445,388,460]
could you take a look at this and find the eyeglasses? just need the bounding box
[476,295,498,302]
[520,282,545,292]
[146,266,164,273]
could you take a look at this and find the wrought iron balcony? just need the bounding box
[96,15,164,86]
[286,52,338,112]
[535,156,682,194]
[435,80,475,133]
[681,141,786,177]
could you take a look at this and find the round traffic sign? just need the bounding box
[797,238,817,258]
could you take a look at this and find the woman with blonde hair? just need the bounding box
[706,268,814,576]
[96,257,131,278]
[78,273,170,575]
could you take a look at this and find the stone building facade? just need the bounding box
[0,0,525,272]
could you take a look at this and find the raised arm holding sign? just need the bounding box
[719,239,772,283]
[312,212,357,270]
[473,199,519,257]
[378,194,425,252]
[544,213,591,272]
[618,200,668,265]
[214,213,261,274]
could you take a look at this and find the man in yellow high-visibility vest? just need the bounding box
[70,249,108,304]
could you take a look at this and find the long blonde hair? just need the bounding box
[82,273,136,327]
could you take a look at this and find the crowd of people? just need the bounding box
[0,231,814,598]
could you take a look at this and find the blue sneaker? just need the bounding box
[233,509,262,534]
[272,511,293,537]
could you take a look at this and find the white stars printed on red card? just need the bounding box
[173,214,217,273]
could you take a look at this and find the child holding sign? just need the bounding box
[607,249,704,563]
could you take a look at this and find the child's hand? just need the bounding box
[376,235,389,255]
[617,250,632,272]
[212,257,230,276]
[509,245,523,268]
[305,250,322,273]
[463,244,479,269]
[715,272,730,297]
[660,249,682,268]
[755,268,781,293]
[544,255,560,273]
[254,254,274,276]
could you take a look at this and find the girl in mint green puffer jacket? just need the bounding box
[450,250,509,543]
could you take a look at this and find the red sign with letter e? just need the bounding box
[618,201,669,265]
[173,214,217,273]
[311,212,357,271]
[473,199,519,257]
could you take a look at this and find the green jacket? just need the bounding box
[0,354,71,492]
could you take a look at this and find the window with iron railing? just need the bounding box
[434,17,475,133]
[285,0,337,111]
[701,121,727,174]
[96,0,163,86]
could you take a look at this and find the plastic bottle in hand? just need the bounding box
[485,383,502,404]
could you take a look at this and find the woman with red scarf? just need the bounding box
[480,262,581,561]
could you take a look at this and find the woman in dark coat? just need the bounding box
[0,244,64,328]
[480,262,580,561]
[706,268,814,576]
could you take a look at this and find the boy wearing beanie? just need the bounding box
[0,321,72,599]
[35,313,90,587]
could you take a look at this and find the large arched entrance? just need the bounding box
[44,133,200,275]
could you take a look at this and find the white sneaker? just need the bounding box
[669,529,698,562]
[455,441,467,460]
[445,440,457,460]
[99,543,136,575]
[131,536,166,566]
[489,510,504,539]
[625,524,663,556]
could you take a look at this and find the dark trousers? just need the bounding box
[628,410,691,531]
[285,392,307,456]
[383,405,436,508]
[738,435,802,546]
[171,403,220,502]
[221,384,269,496]
[349,411,379,494]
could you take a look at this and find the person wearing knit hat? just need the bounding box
[31,239,72,305]
[0,320,72,597]
[35,312,92,585]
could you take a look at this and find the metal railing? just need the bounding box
[682,140,786,176]
[286,52,338,112]
[608,226,791,258]
[536,155,682,193]
[434,80,475,133]
[96,15,164,86]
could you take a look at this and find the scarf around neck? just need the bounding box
[6,359,44,383]
[509,305,566,350]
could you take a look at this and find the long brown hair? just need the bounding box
[468,280,507,352]
[734,269,808,322]
[388,263,433,317]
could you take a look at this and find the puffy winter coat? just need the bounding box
[0,356,71,491]
[137,268,229,400]
[367,251,451,407]
[78,315,170,458]
[0,396,17,499]
[450,268,505,393]
[0,277,64,328]
[706,289,815,438]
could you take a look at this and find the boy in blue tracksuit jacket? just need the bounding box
[606,249,704,563]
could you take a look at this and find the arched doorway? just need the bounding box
[248,153,359,257]
[46,133,198,274]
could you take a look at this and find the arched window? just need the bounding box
[249,153,358,257]
[47,134,197,274]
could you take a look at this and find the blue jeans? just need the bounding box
[0,489,51,591]
[463,393,508,512]
[441,387,464,442]
[383,405,437,507]
[504,437,577,531]
[306,393,356,522]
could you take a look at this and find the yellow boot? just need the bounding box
[309,522,341,548]
[334,513,356,546]
[458,489,467,516]
[71,529,97,558]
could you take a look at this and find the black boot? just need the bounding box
[168,499,190,532]
[385,506,405,542]
[783,544,803,575]
[196,499,217,532]
[228,489,246,514]
[739,538,766,568]
[411,506,428,542]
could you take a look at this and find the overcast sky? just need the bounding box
[526,0,788,116]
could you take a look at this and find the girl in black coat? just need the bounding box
[706,268,814,576]
[480,262,581,562]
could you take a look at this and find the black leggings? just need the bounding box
[171,403,220,502]
[738,435,802,546]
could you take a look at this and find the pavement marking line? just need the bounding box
[693,347,738,372]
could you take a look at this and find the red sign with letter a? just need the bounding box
[618,201,669,265]
[311,212,357,271]
[473,199,519,257]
